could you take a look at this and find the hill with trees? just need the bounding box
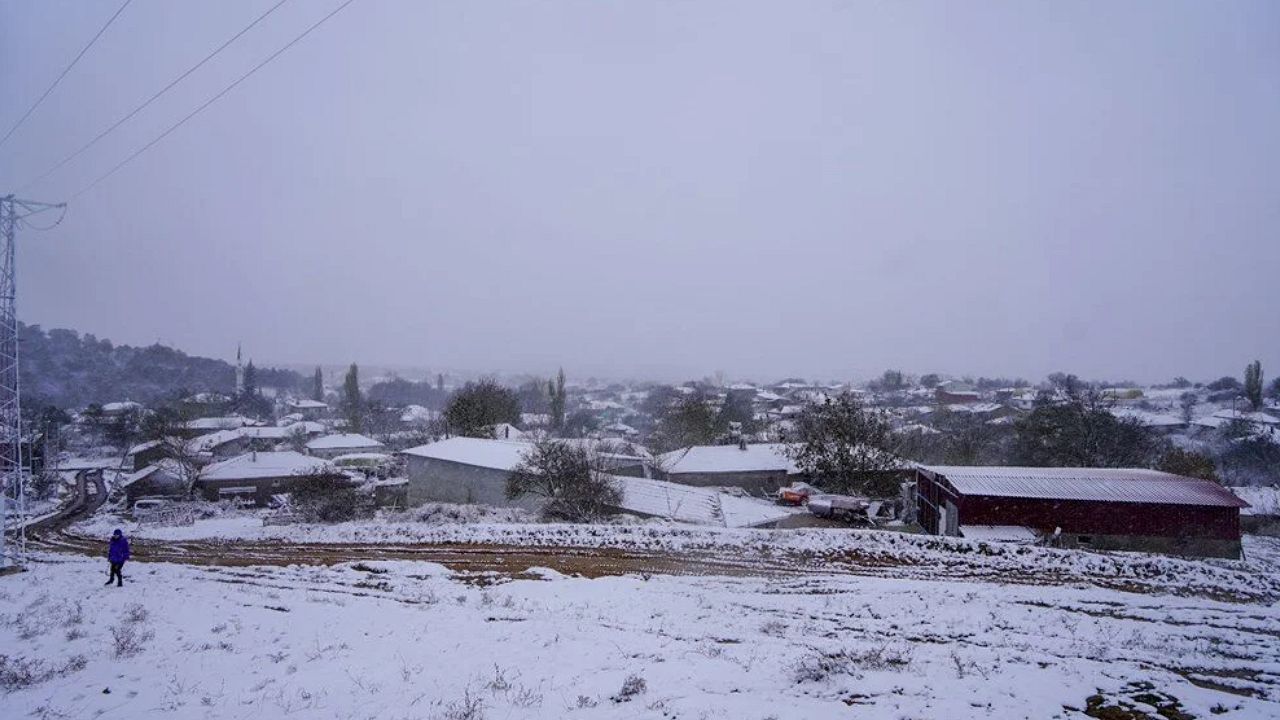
[18,323,304,411]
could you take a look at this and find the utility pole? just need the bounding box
[0,195,65,571]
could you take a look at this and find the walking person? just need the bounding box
[106,528,130,587]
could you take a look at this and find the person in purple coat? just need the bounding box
[106,529,130,587]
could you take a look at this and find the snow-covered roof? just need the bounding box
[402,437,529,471]
[102,401,142,413]
[186,429,244,453]
[121,459,186,488]
[306,433,384,451]
[612,475,795,528]
[288,399,328,409]
[332,452,393,465]
[1229,486,1279,516]
[240,426,288,440]
[185,416,247,431]
[658,444,799,475]
[1210,409,1280,425]
[491,423,526,440]
[1111,408,1185,428]
[922,466,1248,508]
[401,405,438,423]
[201,451,332,481]
[126,439,165,455]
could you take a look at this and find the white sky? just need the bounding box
[2,1,1278,383]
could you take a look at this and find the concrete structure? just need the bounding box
[916,465,1248,558]
[401,437,541,509]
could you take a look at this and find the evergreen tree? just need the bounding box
[242,360,258,397]
[445,378,522,438]
[1244,360,1264,411]
[550,367,567,430]
[312,366,324,402]
[343,363,363,433]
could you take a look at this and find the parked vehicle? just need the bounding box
[807,493,870,522]
[776,481,819,506]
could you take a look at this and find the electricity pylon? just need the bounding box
[1,195,65,570]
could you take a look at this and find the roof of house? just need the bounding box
[201,451,332,481]
[401,437,529,471]
[658,444,798,475]
[120,459,186,488]
[288,399,328,409]
[185,416,248,431]
[1210,409,1280,425]
[922,465,1248,508]
[306,433,384,450]
[126,439,165,455]
[186,429,245,453]
[612,475,795,528]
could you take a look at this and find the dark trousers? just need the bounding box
[107,562,124,586]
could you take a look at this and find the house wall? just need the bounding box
[195,475,315,506]
[663,469,789,493]
[309,445,381,460]
[404,455,544,510]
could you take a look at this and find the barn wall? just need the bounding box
[956,495,1240,541]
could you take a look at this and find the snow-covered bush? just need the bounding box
[611,674,647,703]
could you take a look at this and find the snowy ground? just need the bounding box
[3,549,1279,719]
[70,508,1280,602]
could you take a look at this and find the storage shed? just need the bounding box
[915,465,1248,558]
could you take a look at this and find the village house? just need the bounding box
[286,399,329,420]
[119,459,191,506]
[187,428,249,461]
[401,436,793,527]
[915,465,1248,558]
[193,451,334,505]
[305,433,385,459]
[655,443,799,492]
[124,439,171,471]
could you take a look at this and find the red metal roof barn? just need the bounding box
[915,466,1248,558]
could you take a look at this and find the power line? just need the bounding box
[20,0,292,193]
[0,0,134,151]
[68,0,358,202]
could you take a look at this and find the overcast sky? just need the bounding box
[2,0,1277,384]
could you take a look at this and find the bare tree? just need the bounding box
[506,438,622,522]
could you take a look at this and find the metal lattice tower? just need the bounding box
[1,195,65,570]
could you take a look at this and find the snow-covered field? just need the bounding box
[3,548,1279,719]
[71,509,1280,602]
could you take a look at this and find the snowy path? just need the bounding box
[2,553,1278,719]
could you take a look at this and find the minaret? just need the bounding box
[235,343,244,395]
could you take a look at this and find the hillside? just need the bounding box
[17,323,302,410]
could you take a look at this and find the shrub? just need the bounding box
[611,674,647,703]
[111,623,154,658]
[290,475,369,523]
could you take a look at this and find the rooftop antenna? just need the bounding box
[1,195,66,571]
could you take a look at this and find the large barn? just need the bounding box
[915,465,1248,558]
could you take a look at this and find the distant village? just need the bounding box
[23,337,1278,563]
